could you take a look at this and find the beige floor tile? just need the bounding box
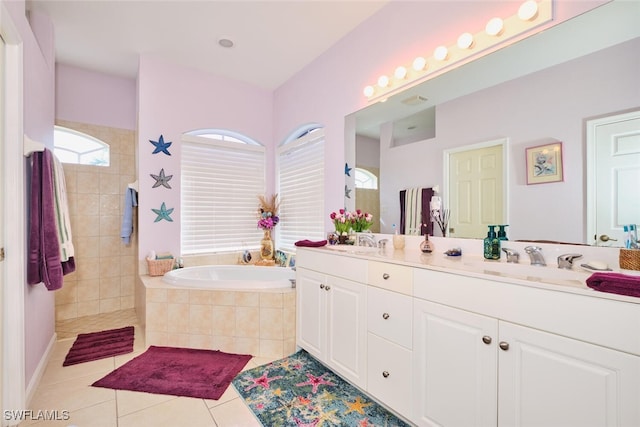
[208,398,262,427]
[115,390,178,417]
[204,385,240,409]
[29,372,115,413]
[118,397,215,427]
[65,400,118,427]
[40,357,114,386]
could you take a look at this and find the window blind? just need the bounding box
[181,134,265,254]
[277,130,325,252]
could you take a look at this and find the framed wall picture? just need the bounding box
[526,142,564,184]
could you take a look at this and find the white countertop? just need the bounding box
[300,236,640,305]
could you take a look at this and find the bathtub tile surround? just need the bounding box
[139,276,296,359]
[56,120,138,322]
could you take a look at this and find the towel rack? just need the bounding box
[23,135,45,157]
[127,180,139,191]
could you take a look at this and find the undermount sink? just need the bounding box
[324,245,381,254]
[465,260,592,285]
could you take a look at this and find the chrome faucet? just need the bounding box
[501,248,520,263]
[524,246,546,266]
[358,234,377,247]
[557,253,582,269]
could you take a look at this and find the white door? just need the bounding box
[412,299,498,427]
[295,268,325,360]
[498,322,640,427]
[0,32,5,410]
[326,275,367,388]
[587,110,640,246]
[446,140,505,239]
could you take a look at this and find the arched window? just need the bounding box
[54,126,110,166]
[355,168,378,189]
[180,129,266,254]
[277,125,325,251]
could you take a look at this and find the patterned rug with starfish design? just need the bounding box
[232,349,410,426]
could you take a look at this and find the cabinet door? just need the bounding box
[498,322,640,427]
[368,332,412,417]
[326,275,368,388]
[296,268,326,360]
[413,299,498,427]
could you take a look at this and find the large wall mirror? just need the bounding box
[345,1,639,246]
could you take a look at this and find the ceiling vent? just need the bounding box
[401,95,428,106]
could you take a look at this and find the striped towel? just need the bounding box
[404,188,422,235]
[52,154,75,261]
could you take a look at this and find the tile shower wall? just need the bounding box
[54,120,138,321]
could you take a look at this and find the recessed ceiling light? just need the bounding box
[218,38,234,48]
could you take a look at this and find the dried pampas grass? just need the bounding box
[258,194,280,215]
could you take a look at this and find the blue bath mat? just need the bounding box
[232,349,410,426]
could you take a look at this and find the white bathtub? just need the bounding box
[162,265,295,289]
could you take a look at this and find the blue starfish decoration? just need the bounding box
[344,163,352,177]
[151,202,174,222]
[149,135,172,156]
[344,185,352,199]
[150,168,173,189]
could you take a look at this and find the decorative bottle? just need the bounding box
[420,233,434,253]
[483,225,501,260]
[392,224,405,250]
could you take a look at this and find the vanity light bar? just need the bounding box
[363,0,553,102]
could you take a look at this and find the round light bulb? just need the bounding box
[485,17,504,36]
[412,56,427,71]
[457,32,474,49]
[363,85,375,98]
[394,66,408,80]
[377,75,389,88]
[434,46,449,61]
[518,0,539,21]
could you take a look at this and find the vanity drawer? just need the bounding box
[368,286,412,349]
[368,261,412,295]
[367,332,412,418]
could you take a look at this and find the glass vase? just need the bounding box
[260,229,275,260]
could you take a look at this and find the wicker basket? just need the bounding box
[147,258,175,276]
[619,249,640,271]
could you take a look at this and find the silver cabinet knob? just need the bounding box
[382,313,390,320]
[382,371,390,378]
[482,336,492,345]
[320,284,325,289]
[382,273,390,280]
[499,341,510,351]
[325,285,331,291]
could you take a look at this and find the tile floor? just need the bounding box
[21,310,277,426]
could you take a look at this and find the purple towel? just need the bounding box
[294,240,328,247]
[27,150,64,291]
[586,272,640,298]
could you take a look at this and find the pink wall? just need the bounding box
[273,0,607,230]
[5,0,57,390]
[136,56,274,260]
[56,64,136,131]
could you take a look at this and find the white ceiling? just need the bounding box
[26,0,388,90]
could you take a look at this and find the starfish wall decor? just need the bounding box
[152,202,174,222]
[150,168,173,189]
[149,135,172,156]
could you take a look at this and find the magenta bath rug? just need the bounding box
[63,326,134,366]
[92,346,252,400]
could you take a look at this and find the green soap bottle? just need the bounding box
[483,225,501,260]
[497,224,509,241]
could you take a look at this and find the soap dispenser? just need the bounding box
[420,233,434,253]
[497,225,509,241]
[484,225,501,260]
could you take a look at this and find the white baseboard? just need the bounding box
[25,333,57,406]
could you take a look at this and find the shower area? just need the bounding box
[54,120,139,338]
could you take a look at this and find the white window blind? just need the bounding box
[277,130,325,252]
[181,134,265,254]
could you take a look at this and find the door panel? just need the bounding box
[588,111,640,246]
[449,142,504,238]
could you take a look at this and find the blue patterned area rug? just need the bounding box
[232,349,410,426]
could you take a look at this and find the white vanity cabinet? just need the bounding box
[412,269,640,427]
[296,251,368,388]
[367,285,413,416]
